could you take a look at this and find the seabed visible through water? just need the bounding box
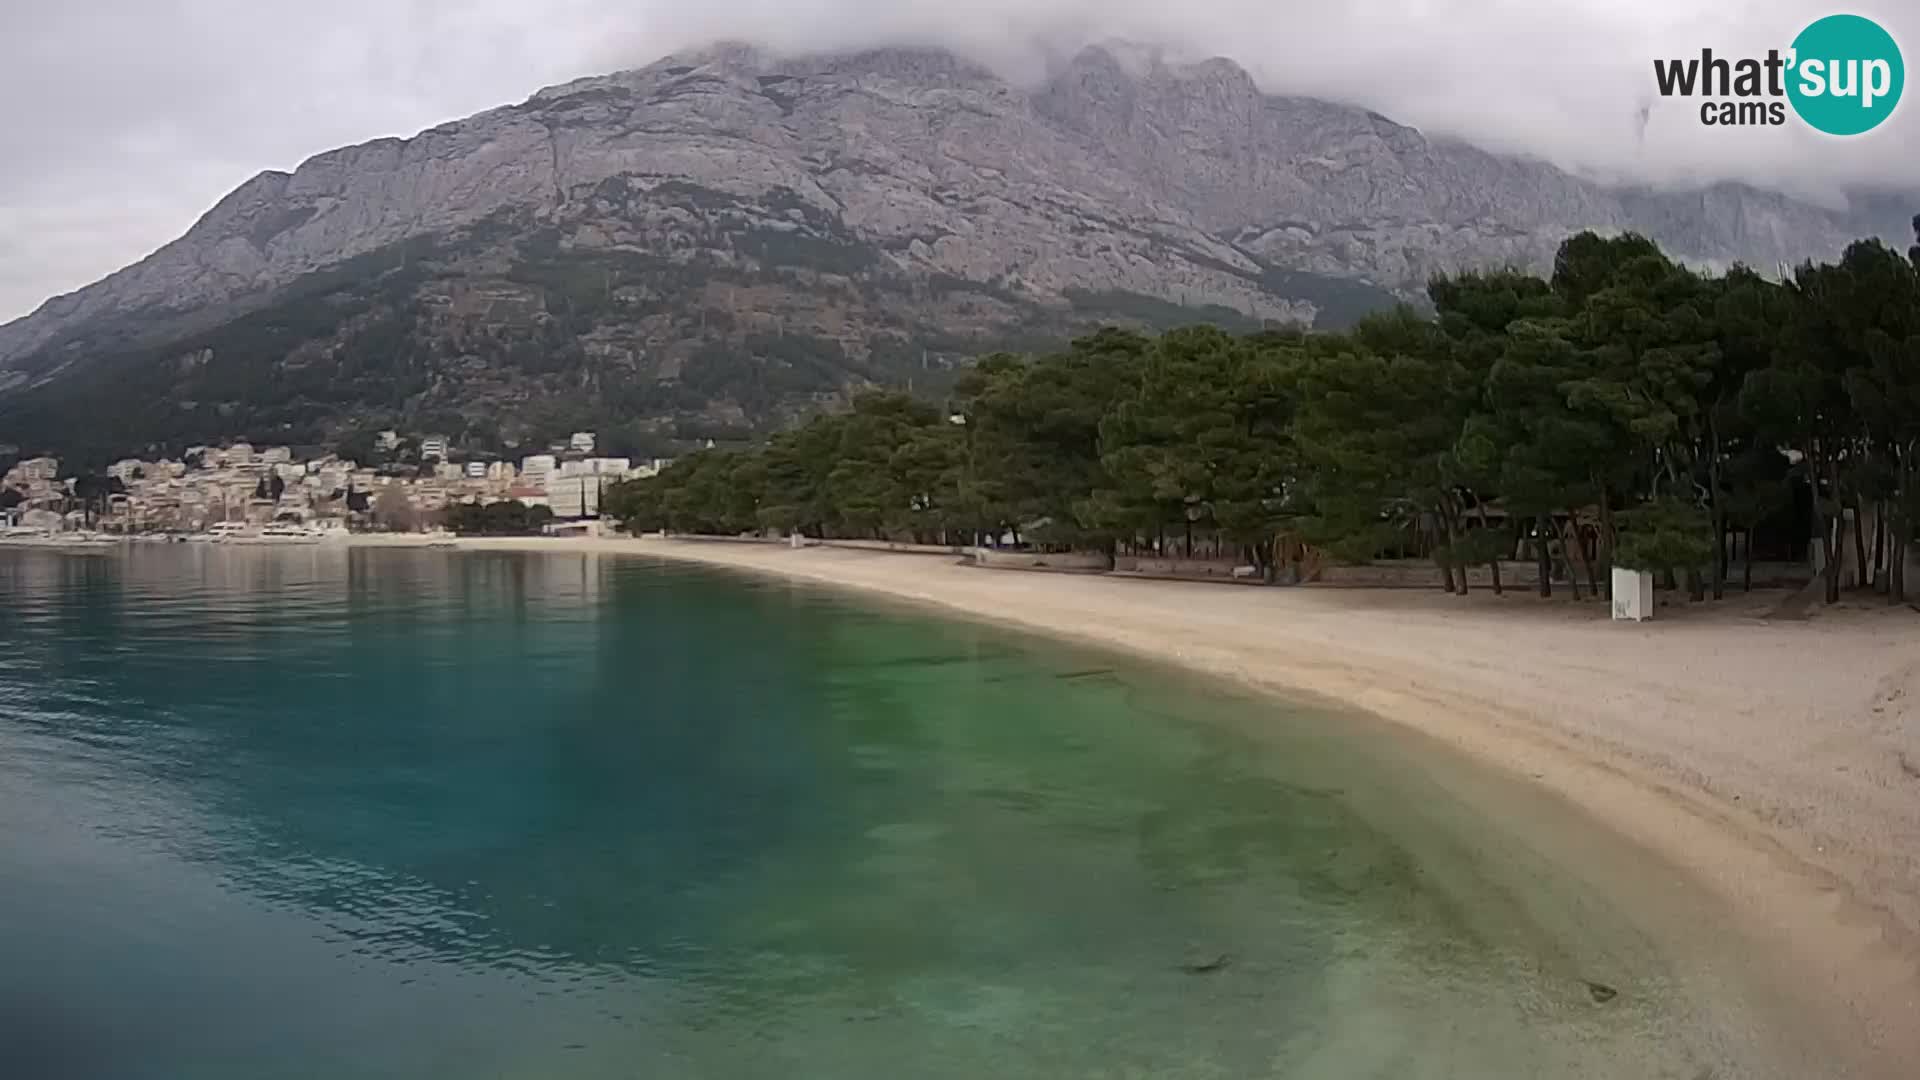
[0,545,1822,1078]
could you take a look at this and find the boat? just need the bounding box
[261,524,323,545]
[230,524,323,546]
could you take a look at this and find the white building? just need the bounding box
[375,430,402,452]
[548,475,602,519]
[569,431,597,454]
[225,442,255,467]
[420,435,449,461]
[434,461,463,481]
[520,454,557,488]
[486,461,517,482]
[261,446,292,465]
[585,457,631,476]
[8,457,59,484]
[107,458,145,483]
[412,482,452,510]
[465,461,488,479]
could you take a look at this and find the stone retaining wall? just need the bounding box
[653,533,1831,593]
[1112,555,1246,579]
[974,549,1111,571]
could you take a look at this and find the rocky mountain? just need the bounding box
[0,43,1906,463]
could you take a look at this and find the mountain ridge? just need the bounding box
[0,42,1908,460]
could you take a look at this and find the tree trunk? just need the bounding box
[1597,489,1616,600]
[1455,506,1472,596]
[1872,502,1887,595]
[1709,422,1726,601]
[1805,450,1835,604]
[1686,566,1705,602]
[1894,531,1908,604]
[1893,459,1911,605]
[1825,458,1844,605]
[1850,498,1870,592]
[1824,518,1843,603]
[1441,499,1469,595]
[1720,518,1735,599]
[1429,505,1456,593]
[1743,529,1755,593]
[1535,514,1553,599]
[1562,517,1589,601]
[1816,527,1838,601]
[1474,497,1503,596]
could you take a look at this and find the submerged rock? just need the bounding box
[1179,953,1233,975]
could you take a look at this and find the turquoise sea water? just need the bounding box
[0,547,1783,1078]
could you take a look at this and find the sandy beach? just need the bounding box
[416,533,1920,1071]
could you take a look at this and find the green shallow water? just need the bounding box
[0,547,1781,1077]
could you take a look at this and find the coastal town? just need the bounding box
[0,430,671,538]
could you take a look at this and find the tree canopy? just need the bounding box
[444,500,555,536]
[608,228,1920,605]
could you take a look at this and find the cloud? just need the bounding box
[3,0,1916,322]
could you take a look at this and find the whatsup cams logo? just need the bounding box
[1653,13,1904,134]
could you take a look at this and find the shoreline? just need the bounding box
[406,534,1917,1070]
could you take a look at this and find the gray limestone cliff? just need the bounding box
[0,43,1905,456]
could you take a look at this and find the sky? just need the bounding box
[4,0,1916,323]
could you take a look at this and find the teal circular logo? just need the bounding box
[1787,14,1904,135]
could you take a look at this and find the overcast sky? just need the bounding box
[4,0,1915,323]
